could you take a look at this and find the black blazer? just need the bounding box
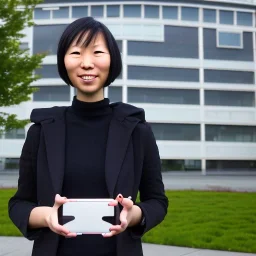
[8,102,168,256]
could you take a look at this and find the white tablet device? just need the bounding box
[59,199,119,235]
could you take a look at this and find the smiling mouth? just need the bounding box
[80,75,97,81]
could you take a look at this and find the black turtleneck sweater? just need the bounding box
[57,96,116,256]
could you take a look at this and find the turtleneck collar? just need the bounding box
[70,96,111,117]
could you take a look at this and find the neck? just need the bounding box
[76,91,104,103]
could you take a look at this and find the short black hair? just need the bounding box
[57,17,122,87]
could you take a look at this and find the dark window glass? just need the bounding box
[128,66,199,82]
[205,90,255,107]
[206,125,256,142]
[145,5,159,19]
[107,5,120,17]
[4,158,19,170]
[150,123,200,141]
[72,6,88,18]
[33,86,70,101]
[219,10,234,25]
[181,7,198,21]
[20,43,29,51]
[53,7,69,19]
[128,26,198,58]
[124,5,141,17]
[33,25,66,55]
[91,6,104,17]
[35,65,59,79]
[128,88,199,104]
[116,40,122,53]
[237,12,253,26]
[204,29,253,61]
[206,160,256,170]
[204,70,254,84]
[5,129,25,139]
[162,159,201,171]
[218,32,241,48]
[108,87,122,102]
[34,8,50,19]
[203,9,216,23]
[163,6,178,19]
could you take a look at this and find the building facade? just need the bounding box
[0,0,256,174]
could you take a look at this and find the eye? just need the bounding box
[71,51,80,55]
[94,51,104,54]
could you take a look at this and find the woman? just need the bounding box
[8,17,168,256]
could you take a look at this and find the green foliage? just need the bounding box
[0,0,45,133]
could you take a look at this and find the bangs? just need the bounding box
[74,27,103,48]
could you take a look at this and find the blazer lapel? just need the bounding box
[105,116,140,197]
[41,116,66,195]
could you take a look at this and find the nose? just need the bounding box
[80,55,94,69]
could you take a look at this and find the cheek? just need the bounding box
[64,57,78,73]
[97,57,111,72]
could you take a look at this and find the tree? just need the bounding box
[0,0,45,134]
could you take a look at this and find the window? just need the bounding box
[181,7,199,21]
[237,12,253,26]
[150,123,200,141]
[218,31,242,49]
[163,6,178,20]
[108,87,122,102]
[206,125,256,142]
[35,65,59,79]
[128,66,199,82]
[20,42,29,51]
[204,70,254,84]
[107,5,120,17]
[219,10,234,25]
[205,90,255,107]
[128,88,200,105]
[206,160,256,170]
[162,159,201,171]
[123,5,141,18]
[33,25,66,55]
[91,6,104,17]
[72,6,88,18]
[5,129,25,139]
[33,86,70,101]
[144,5,159,19]
[53,7,69,19]
[203,9,216,23]
[3,158,19,170]
[34,8,50,19]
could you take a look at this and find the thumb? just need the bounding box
[53,194,67,209]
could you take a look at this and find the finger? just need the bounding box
[119,209,128,228]
[102,230,118,238]
[53,194,67,209]
[108,200,118,206]
[120,198,133,209]
[65,232,77,238]
[109,225,122,232]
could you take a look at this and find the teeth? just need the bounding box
[82,76,94,80]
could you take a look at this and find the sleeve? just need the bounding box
[129,122,169,238]
[8,123,42,240]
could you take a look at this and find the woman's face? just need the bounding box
[64,32,111,102]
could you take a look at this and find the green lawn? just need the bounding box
[1,189,256,253]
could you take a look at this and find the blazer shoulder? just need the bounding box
[30,106,68,124]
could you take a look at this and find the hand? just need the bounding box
[45,194,77,238]
[102,194,140,238]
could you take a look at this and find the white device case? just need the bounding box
[60,199,116,235]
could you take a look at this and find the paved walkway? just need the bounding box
[0,237,255,256]
[1,171,256,191]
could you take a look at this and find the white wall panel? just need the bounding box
[205,142,256,159]
[0,140,24,158]
[204,107,256,124]
[134,104,201,123]
[157,141,201,159]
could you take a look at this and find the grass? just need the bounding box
[1,189,256,253]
